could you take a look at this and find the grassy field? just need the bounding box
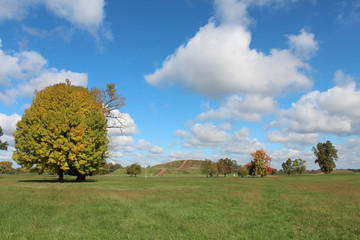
[0,172,359,240]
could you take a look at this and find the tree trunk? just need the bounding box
[76,174,86,182]
[58,168,64,183]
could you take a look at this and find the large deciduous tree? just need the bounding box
[313,141,338,174]
[0,126,8,151]
[13,81,108,182]
[248,149,272,177]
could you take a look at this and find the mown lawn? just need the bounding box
[0,172,359,239]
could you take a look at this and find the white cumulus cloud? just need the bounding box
[146,0,313,125]
[0,0,111,41]
[145,20,311,98]
[269,70,360,135]
[197,94,277,122]
[43,0,105,32]
[267,129,319,146]
[177,122,263,158]
[188,122,230,146]
[288,28,319,60]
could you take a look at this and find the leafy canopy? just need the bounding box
[248,149,272,177]
[282,158,294,175]
[201,159,218,178]
[237,166,248,178]
[13,82,108,182]
[216,158,234,177]
[293,158,306,175]
[282,158,307,176]
[126,163,141,176]
[0,161,13,174]
[313,141,338,174]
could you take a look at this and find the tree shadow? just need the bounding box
[18,178,98,183]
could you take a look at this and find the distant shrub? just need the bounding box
[237,166,248,178]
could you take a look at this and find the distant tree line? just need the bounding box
[201,149,272,178]
[99,162,123,175]
[200,141,341,178]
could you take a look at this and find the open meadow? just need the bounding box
[1,172,359,240]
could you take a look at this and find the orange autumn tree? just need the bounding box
[13,81,108,182]
[247,149,272,177]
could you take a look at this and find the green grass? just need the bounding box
[0,173,359,239]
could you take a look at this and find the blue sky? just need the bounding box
[1,0,360,170]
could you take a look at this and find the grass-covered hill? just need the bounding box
[109,160,205,176]
[149,160,205,176]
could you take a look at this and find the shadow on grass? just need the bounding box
[18,178,98,183]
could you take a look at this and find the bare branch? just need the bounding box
[91,83,131,132]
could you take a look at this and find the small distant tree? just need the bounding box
[232,160,240,174]
[237,166,248,178]
[101,162,123,174]
[0,126,8,151]
[249,149,272,177]
[313,141,338,174]
[217,158,233,177]
[282,158,294,176]
[201,159,217,178]
[271,168,278,175]
[126,163,141,177]
[215,160,225,177]
[293,158,306,175]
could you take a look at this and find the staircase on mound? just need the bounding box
[155,160,190,176]
[177,159,189,169]
[155,168,166,176]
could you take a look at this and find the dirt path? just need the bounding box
[177,160,189,169]
[155,169,166,176]
[155,160,189,176]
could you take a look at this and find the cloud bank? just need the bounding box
[0,0,111,42]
